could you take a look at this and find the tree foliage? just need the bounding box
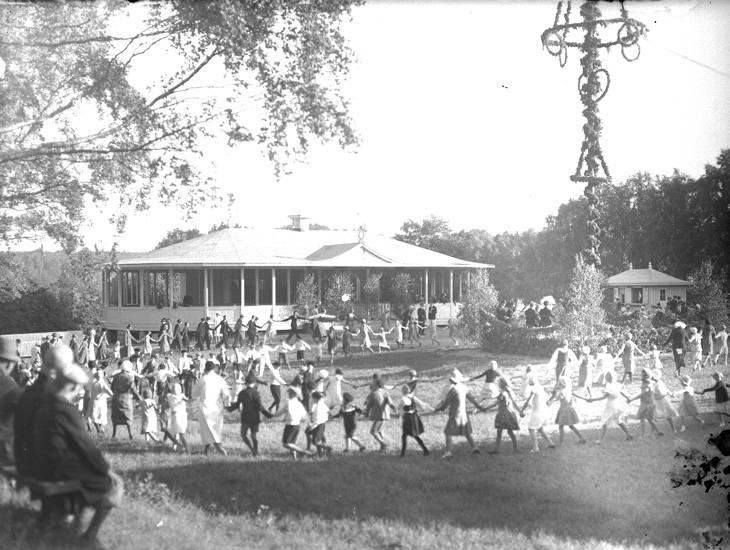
[294,272,318,316]
[322,271,354,318]
[556,255,611,348]
[387,272,414,313]
[0,0,361,249]
[457,268,499,343]
[395,149,730,302]
[362,272,382,304]
[155,228,202,249]
[687,261,729,326]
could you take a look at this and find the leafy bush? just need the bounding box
[458,268,499,344]
[294,273,318,316]
[480,320,560,357]
[687,261,729,326]
[604,311,670,354]
[554,256,611,349]
[323,272,354,319]
[387,272,414,313]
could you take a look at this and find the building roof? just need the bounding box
[116,229,492,270]
[606,264,688,286]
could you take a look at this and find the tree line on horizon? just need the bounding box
[0,149,727,334]
[395,149,730,304]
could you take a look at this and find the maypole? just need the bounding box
[541,1,647,266]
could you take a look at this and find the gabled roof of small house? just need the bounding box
[606,263,688,286]
[115,229,492,269]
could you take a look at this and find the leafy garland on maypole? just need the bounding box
[541,1,647,266]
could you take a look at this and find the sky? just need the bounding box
[73,0,730,252]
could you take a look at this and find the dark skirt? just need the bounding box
[111,393,134,425]
[402,411,425,437]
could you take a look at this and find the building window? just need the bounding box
[659,289,666,301]
[212,269,241,306]
[108,271,119,307]
[243,269,256,306]
[258,270,272,306]
[631,287,643,304]
[144,271,169,307]
[121,271,140,307]
[275,269,288,305]
[173,270,204,307]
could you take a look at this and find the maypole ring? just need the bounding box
[543,30,565,57]
[577,69,611,103]
[617,22,640,47]
[621,41,641,62]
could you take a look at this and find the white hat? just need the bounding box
[449,369,463,384]
[674,321,686,329]
[121,360,133,372]
[318,369,329,380]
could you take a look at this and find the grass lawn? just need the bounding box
[1,334,728,549]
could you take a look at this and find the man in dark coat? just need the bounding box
[13,345,75,475]
[32,358,122,544]
[215,315,231,349]
[227,373,272,456]
[664,321,688,376]
[0,336,21,465]
[417,303,427,336]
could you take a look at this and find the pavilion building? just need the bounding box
[101,220,492,334]
[606,263,689,311]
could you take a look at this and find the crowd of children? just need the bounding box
[7,319,730,461]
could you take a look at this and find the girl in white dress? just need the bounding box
[140,389,161,443]
[373,327,393,352]
[652,369,678,433]
[326,367,356,408]
[520,369,555,453]
[647,344,663,371]
[168,382,189,453]
[674,374,705,430]
[588,371,633,444]
[394,320,406,350]
[686,327,702,371]
[89,370,113,435]
[360,319,375,355]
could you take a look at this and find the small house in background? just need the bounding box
[606,263,689,311]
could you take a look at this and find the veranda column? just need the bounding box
[317,269,322,304]
[101,268,107,308]
[240,268,245,312]
[203,268,209,313]
[458,272,463,302]
[271,268,276,310]
[117,270,122,310]
[449,269,454,318]
[424,269,429,305]
[138,269,143,309]
[168,268,174,319]
[209,268,215,309]
[286,269,291,306]
[255,268,260,306]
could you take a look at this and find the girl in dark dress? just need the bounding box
[97,328,110,362]
[398,385,430,457]
[110,361,141,439]
[181,322,191,351]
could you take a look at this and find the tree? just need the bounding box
[294,272,318,316]
[0,0,361,250]
[457,268,499,343]
[394,216,452,252]
[155,228,202,249]
[322,272,354,318]
[209,222,242,233]
[556,255,610,348]
[687,261,729,326]
[387,272,414,313]
[0,252,30,302]
[0,287,72,334]
[58,248,105,328]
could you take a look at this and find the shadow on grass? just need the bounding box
[129,437,721,547]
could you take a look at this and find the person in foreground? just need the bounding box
[32,355,123,547]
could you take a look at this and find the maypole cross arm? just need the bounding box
[541,0,647,266]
